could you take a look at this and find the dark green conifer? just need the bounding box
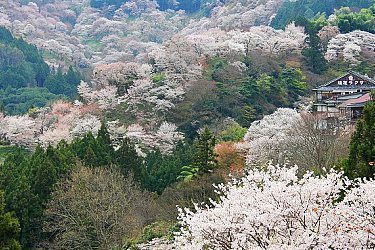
[344,95,375,179]
[193,127,218,173]
[0,190,21,250]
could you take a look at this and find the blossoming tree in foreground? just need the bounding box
[175,165,374,249]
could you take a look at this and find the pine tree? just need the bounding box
[193,127,218,173]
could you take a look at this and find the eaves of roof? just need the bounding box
[320,70,375,87]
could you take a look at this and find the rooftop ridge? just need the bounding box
[320,70,375,88]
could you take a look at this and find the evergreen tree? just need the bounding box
[65,66,81,86]
[296,16,328,74]
[240,105,257,127]
[115,137,143,178]
[193,127,218,173]
[143,141,195,193]
[96,123,115,166]
[97,122,112,148]
[344,96,375,179]
[0,190,21,250]
[271,0,374,29]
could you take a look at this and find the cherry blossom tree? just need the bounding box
[242,109,352,173]
[318,25,340,49]
[32,100,102,147]
[181,0,284,33]
[243,108,301,167]
[0,13,11,29]
[154,121,185,154]
[228,24,306,56]
[125,122,184,155]
[77,81,118,110]
[175,165,375,249]
[0,114,38,148]
[70,114,101,137]
[325,30,375,64]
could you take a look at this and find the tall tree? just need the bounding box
[0,190,21,250]
[193,127,217,173]
[344,96,375,179]
[115,137,143,179]
[175,165,375,249]
[43,165,155,249]
[296,16,328,74]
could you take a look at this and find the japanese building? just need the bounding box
[313,71,375,119]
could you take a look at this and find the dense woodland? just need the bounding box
[0,0,374,249]
[272,0,375,28]
[0,28,82,114]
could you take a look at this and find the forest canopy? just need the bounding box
[271,0,375,29]
[0,27,82,115]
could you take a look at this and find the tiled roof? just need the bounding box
[337,93,364,100]
[338,93,372,108]
[348,93,372,104]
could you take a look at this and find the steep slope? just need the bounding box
[0,0,284,66]
[271,0,374,28]
[0,27,82,114]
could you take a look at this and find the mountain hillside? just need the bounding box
[0,1,374,249]
[0,27,81,114]
[272,0,374,28]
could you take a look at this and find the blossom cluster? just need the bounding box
[175,165,375,249]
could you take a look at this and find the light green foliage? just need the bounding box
[0,87,64,115]
[271,0,374,29]
[84,39,104,51]
[124,221,177,248]
[219,122,247,142]
[335,4,375,33]
[177,165,200,182]
[152,72,166,85]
